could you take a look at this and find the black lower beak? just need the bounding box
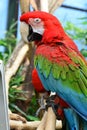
[27,25,42,42]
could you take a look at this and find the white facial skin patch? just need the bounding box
[28,18,45,35]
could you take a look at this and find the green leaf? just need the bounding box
[10,103,27,116]
[9,103,39,121]
[80,49,87,57]
[10,21,17,30]
[0,40,7,46]
[0,53,3,60]
[26,115,39,121]
[64,20,87,50]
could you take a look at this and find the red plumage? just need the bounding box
[20,11,80,52]
[32,68,46,93]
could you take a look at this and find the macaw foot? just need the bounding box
[36,94,64,120]
[46,95,63,120]
[36,94,46,116]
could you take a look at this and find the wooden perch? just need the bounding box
[10,119,62,130]
[49,0,64,13]
[20,0,38,14]
[20,0,30,13]
[36,94,63,130]
[5,40,29,99]
[45,107,56,130]
[10,120,40,130]
[35,0,64,13]
[30,0,38,10]
[40,0,49,12]
[9,113,27,123]
[37,111,47,130]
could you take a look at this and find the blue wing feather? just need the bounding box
[64,108,87,130]
[36,65,87,121]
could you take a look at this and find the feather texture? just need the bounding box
[34,43,87,121]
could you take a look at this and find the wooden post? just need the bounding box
[0,60,10,130]
[20,0,30,13]
[45,107,56,130]
[40,0,49,12]
[37,112,47,130]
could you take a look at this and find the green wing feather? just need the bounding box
[34,48,87,96]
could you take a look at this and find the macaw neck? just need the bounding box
[35,43,73,65]
[35,35,87,65]
[41,28,66,44]
[35,32,78,53]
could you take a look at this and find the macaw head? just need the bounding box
[20,11,65,44]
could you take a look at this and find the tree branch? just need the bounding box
[5,40,29,99]
[37,111,47,130]
[30,0,38,10]
[49,0,64,13]
[10,119,62,130]
[40,0,49,12]
[20,0,30,13]
[45,107,56,130]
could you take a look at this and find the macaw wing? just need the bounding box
[34,47,87,121]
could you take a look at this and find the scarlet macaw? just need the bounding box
[20,11,87,130]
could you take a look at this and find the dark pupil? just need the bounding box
[36,19,39,22]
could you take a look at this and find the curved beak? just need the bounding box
[27,25,42,42]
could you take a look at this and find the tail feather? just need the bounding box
[64,108,87,130]
[81,118,87,130]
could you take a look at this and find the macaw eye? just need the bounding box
[34,18,41,23]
